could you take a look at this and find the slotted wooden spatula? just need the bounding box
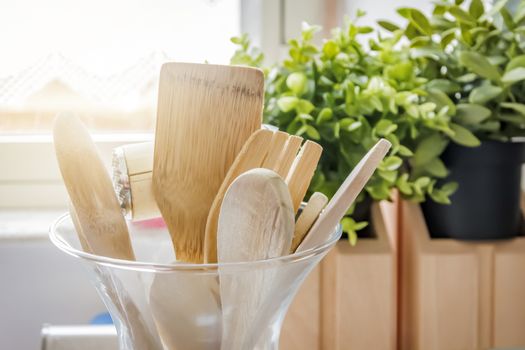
[54,114,134,260]
[153,63,264,263]
[297,139,391,252]
[204,130,318,263]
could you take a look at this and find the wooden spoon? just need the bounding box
[297,139,391,252]
[53,114,134,260]
[217,168,295,350]
[153,62,264,263]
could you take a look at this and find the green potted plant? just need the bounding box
[386,0,525,239]
[230,16,460,243]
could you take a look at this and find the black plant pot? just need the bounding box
[421,140,525,240]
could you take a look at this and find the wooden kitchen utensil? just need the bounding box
[204,130,320,263]
[296,139,391,252]
[153,63,263,263]
[217,168,295,350]
[55,117,161,349]
[290,192,328,253]
[285,140,323,213]
[53,114,135,260]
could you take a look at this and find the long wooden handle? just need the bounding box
[296,139,391,252]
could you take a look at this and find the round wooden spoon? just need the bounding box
[217,168,295,350]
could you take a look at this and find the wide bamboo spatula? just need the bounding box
[218,168,295,350]
[297,139,391,252]
[54,114,134,260]
[153,63,264,263]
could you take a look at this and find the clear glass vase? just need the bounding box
[49,214,342,350]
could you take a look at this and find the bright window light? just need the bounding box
[0,0,241,133]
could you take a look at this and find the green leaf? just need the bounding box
[305,125,321,140]
[323,40,340,59]
[378,20,400,32]
[449,6,476,24]
[459,51,501,82]
[468,84,503,104]
[378,169,397,183]
[398,145,414,157]
[502,67,525,84]
[396,173,413,195]
[426,79,460,94]
[501,102,525,116]
[413,134,449,167]
[382,156,403,171]
[454,103,492,124]
[410,8,433,35]
[316,107,333,124]
[442,182,459,196]
[450,123,481,147]
[296,99,315,114]
[375,119,398,136]
[429,189,452,204]
[501,7,515,30]
[426,89,456,116]
[483,0,509,18]
[277,96,299,112]
[506,55,525,72]
[469,0,484,18]
[425,158,448,178]
[286,72,308,95]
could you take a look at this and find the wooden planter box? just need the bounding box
[280,198,398,350]
[400,200,525,350]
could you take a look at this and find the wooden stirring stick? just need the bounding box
[296,139,391,252]
[153,63,264,263]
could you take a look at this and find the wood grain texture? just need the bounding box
[204,129,273,263]
[399,199,525,350]
[53,114,134,260]
[218,168,294,350]
[291,192,328,253]
[286,141,323,213]
[262,131,289,170]
[321,200,398,350]
[274,135,303,178]
[153,63,263,263]
[297,139,391,252]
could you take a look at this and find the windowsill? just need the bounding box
[0,209,65,240]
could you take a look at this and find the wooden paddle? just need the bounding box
[296,139,391,252]
[152,63,263,263]
[53,114,134,260]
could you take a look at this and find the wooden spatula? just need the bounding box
[53,114,134,260]
[204,130,318,263]
[217,168,295,350]
[290,192,328,252]
[297,139,391,252]
[153,63,264,263]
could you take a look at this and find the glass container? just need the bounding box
[49,214,342,350]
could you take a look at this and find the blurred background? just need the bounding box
[1,0,523,349]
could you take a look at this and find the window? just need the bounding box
[0,0,331,209]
